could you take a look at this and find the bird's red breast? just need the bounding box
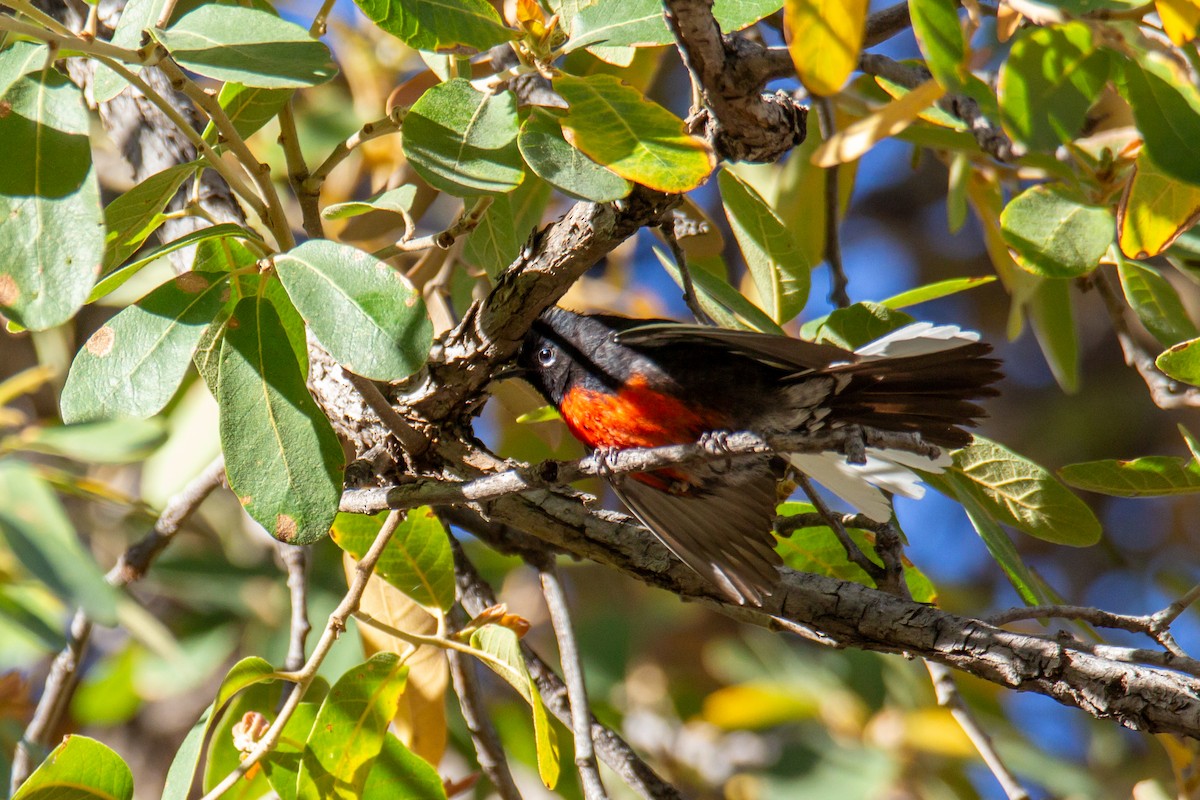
[558,373,730,492]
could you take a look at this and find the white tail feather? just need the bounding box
[855,322,980,359]
[789,447,951,523]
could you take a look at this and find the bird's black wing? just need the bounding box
[614,323,855,372]
[611,469,782,606]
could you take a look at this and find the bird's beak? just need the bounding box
[491,364,528,382]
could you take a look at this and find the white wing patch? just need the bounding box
[855,322,980,359]
[789,447,952,523]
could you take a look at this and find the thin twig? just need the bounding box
[278,99,323,240]
[341,426,944,514]
[538,565,607,800]
[276,543,311,675]
[303,112,403,194]
[815,98,850,308]
[374,196,493,259]
[796,475,885,582]
[1093,268,1200,409]
[659,220,711,325]
[864,2,913,47]
[157,53,295,250]
[200,511,408,800]
[11,456,226,793]
[927,662,1031,800]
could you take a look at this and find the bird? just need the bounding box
[514,306,1002,605]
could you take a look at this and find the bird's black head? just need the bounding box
[517,307,626,406]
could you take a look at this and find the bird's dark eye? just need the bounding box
[537,346,556,367]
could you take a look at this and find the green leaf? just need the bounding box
[1028,278,1080,393]
[713,0,785,30]
[0,460,119,626]
[401,79,524,196]
[164,657,278,800]
[202,84,293,144]
[218,296,344,544]
[351,0,514,53]
[332,507,456,613]
[88,223,257,303]
[471,625,560,789]
[555,73,713,193]
[775,502,936,603]
[0,72,103,331]
[296,653,409,800]
[515,404,562,424]
[92,0,168,102]
[1000,185,1113,277]
[943,437,1101,546]
[1156,337,1200,386]
[361,735,448,800]
[566,0,672,51]
[322,185,417,220]
[518,110,632,202]
[909,0,965,92]
[879,276,996,309]
[18,419,167,464]
[61,272,228,422]
[653,249,786,334]
[201,681,279,797]
[461,194,522,278]
[0,42,48,99]
[1061,456,1200,496]
[261,701,320,800]
[155,6,337,89]
[998,22,1109,150]
[274,240,432,381]
[804,301,914,349]
[11,735,133,800]
[927,472,1049,605]
[1120,52,1200,187]
[1117,258,1198,347]
[718,170,810,323]
[102,164,198,273]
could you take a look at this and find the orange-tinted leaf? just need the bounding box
[1158,0,1200,44]
[1119,150,1200,259]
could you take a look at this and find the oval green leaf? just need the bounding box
[999,22,1109,150]
[1117,258,1198,347]
[102,163,198,273]
[1156,336,1200,386]
[331,507,455,613]
[471,625,560,789]
[401,79,524,196]
[274,240,432,381]
[1120,52,1200,187]
[20,418,167,464]
[61,272,229,423]
[1061,456,1200,497]
[352,0,514,53]
[155,6,337,89]
[11,735,133,800]
[555,73,713,193]
[322,185,418,221]
[0,72,103,331]
[1000,184,1113,278]
[361,735,448,800]
[518,110,632,202]
[218,296,344,545]
[296,653,409,800]
[718,169,811,323]
[946,437,1102,546]
[202,83,294,144]
[461,194,522,279]
[910,0,966,92]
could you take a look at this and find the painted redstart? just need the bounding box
[516,307,1002,605]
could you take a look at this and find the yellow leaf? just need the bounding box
[812,79,946,166]
[347,553,449,766]
[701,682,819,729]
[996,1,1022,42]
[782,0,868,97]
[1156,733,1200,799]
[1118,150,1200,259]
[1158,0,1200,45]
[895,708,975,758]
[784,0,868,96]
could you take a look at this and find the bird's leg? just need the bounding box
[592,445,624,485]
[699,430,734,473]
